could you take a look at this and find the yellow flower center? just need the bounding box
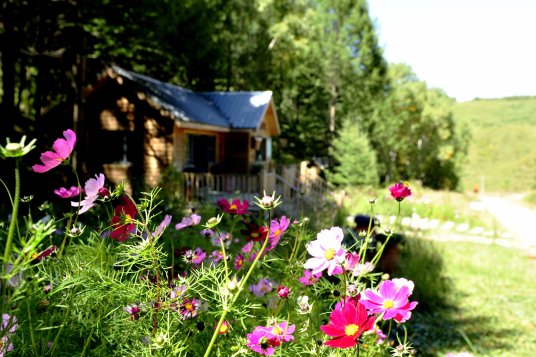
[345,324,359,336]
[274,229,281,236]
[383,299,394,309]
[230,204,238,211]
[219,323,229,334]
[184,302,193,311]
[124,214,133,223]
[403,181,410,187]
[272,326,283,335]
[324,248,335,260]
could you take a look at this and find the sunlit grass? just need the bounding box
[407,240,536,356]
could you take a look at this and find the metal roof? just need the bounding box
[111,66,271,130]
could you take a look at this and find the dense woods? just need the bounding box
[0,0,468,189]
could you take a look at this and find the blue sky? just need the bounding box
[368,0,536,102]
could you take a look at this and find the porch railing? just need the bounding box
[181,173,261,202]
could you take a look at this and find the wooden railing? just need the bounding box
[181,173,261,202]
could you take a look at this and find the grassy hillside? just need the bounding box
[454,96,536,193]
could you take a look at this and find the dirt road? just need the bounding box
[480,195,536,256]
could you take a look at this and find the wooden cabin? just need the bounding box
[82,66,280,197]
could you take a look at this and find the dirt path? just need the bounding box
[479,194,536,257]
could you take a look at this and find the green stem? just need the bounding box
[214,227,230,284]
[359,204,375,263]
[26,298,38,355]
[204,211,273,357]
[3,159,20,266]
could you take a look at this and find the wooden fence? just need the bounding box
[181,173,261,202]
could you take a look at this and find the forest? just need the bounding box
[0,0,468,189]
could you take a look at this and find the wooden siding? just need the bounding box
[144,117,174,187]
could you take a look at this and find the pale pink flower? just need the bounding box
[71,173,106,214]
[303,227,346,276]
[175,214,202,230]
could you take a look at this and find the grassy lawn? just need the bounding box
[405,239,536,356]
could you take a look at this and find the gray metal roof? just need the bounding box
[111,66,272,130]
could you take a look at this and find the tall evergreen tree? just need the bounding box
[327,117,379,187]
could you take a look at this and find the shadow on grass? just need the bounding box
[407,307,517,356]
[393,237,517,356]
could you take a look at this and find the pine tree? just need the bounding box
[327,118,379,187]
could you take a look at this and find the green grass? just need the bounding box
[454,97,536,193]
[337,185,496,231]
[406,240,536,356]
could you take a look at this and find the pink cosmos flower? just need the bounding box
[246,326,278,356]
[320,299,375,349]
[71,173,106,214]
[216,198,249,215]
[191,247,207,266]
[241,241,254,254]
[303,227,346,276]
[153,214,172,237]
[249,278,274,297]
[360,279,418,322]
[246,322,295,356]
[179,298,200,319]
[298,269,322,286]
[352,262,375,276]
[217,320,230,335]
[374,324,387,344]
[209,250,224,265]
[233,253,245,270]
[267,216,290,250]
[32,129,76,173]
[54,186,83,199]
[175,213,201,230]
[389,182,412,201]
[110,196,138,242]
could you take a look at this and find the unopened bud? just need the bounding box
[5,143,22,153]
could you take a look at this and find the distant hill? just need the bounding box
[454,96,536,193]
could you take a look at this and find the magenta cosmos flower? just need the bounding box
[216,198,249,215]
[320,299,375,349]
[389,182,412,201]
[246,322,295,356]
[267,216,290,250]
[303,227,346,276]
[54,186,83,199]
[32,129,76,173]
[71,173,107,214]
[360,279,418,322]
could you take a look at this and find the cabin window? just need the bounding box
[185,134,216,172]
[97,131,134,164]
[255,137,272,162]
